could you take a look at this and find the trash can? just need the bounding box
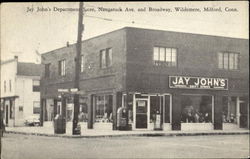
[117,107,129,130]
[154,111,163,131]
[54,114,66,134]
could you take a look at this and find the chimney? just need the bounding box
[66,41,70,47]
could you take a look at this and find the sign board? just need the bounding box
[58,89,69,93]
[169,76,228,90]
[70,88,78,92]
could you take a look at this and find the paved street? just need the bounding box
[1,134,249,159]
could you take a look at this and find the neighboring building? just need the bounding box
[40,27,249,131]
[0,56,42,126]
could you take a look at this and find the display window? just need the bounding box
[79,97,88,122]
[222,96,237,124]
[180,95,213,123]
[95,95,113,123]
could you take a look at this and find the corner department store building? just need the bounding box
[40,27,249,131]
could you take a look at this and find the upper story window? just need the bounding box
[218,52,239,70]
[33,80,40,92]
[80,55,84,72]
[100,48,112,68]
[33,101,40,114]
[58,59,66,76]
[9,80,11,92]
[153,46,177,67]
[4,80,6,93]
[45,63,50,78]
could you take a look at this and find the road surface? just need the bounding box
[1,133,249,159]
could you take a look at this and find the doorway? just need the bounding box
[135,98,149,129]
[239,100,248,128]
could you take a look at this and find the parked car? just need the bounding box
[24,115,40,126]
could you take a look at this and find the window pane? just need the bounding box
[159,47,165,61]
[218,52,223,69]
[171,49,177,66]
[229,53,234,69]
[153,47,159,61]
[166,48,171,62]
[101,50,106,68]
[181,95,212,123]
[33,101,40,114]
[45,64,50,78]
[234,54,238,69]
[107,48,112,67]
[63,60,66,75]
[223,53,228,69]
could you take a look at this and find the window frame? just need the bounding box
[9,80,12,92]
[58,59,66,76]
[153,46,177,67]
[33,101,40,114]
[32,80,40,92]
[217,52,240,70]
[100,48,113,69]
[4,80,7,93]
[45,63,51,78]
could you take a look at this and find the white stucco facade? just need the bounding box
[0,57,41,126]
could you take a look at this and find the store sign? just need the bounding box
[169,76,228,90]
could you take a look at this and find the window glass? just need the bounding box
[229,53,234,69]
[100,50,106,68]
[218,52,223,69]
[171,49,177,66]
[153,47,159,61]
[165,48,171,62]
[79,97,88,122]
[33,101,40,114]
[222,96,237,123]
[4,81,6,92]
[181,95,212,123]
[58,60,66,76]
[45,63,50,78]
[33,80,40,92]
[234,54,238,69]
[95,95,113,123]
[153,46,177,67]
[107,48,112,67]
[223,53,229,69]
[159,47,165,61]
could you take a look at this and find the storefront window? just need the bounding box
[181,95,212,123]
[123,94,133,124]
[222,96,237,123]
[95,95,113,123]
[79,97,88,122]
[150,96,163,123]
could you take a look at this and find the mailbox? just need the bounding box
[117,107,129,130]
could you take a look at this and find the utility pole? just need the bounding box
[73,2,84,135]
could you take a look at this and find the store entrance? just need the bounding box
[135,99,149,129]
[239,101,248,128]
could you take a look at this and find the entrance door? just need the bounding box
[239,102,248,128]
[135,99,148,129]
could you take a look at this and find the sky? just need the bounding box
[1,1,249,63]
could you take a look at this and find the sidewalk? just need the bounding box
[4,126,249,138]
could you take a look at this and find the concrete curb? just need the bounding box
[4,130,250,138]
